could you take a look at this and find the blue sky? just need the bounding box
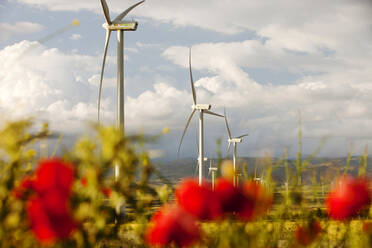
[1,0,372,160]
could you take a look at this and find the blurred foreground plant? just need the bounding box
[0,120,164,247]
[1,119,372,248]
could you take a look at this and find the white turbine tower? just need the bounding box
[178,49,224,186]
[98,0,144,182]
[224,108,248,185]
[208,160,218,189]
[98,0,145,129]
[194,136,208,177]
[194,157,208,177]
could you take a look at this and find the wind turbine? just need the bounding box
[178,49,224,186]
[194,135,208,177]
[224,108,248,185]
[194,157,208,177]
[98,0,145,129]
[208,160,218,189]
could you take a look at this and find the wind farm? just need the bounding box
[1,0,372,247]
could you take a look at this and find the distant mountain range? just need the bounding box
[152,156,372,185]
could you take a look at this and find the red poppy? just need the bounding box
[175,178,222,221]
[326,176,371,220]
[33,158,74,195]
[39,189,70,217]
[101,187,112,198]
[80,177,87,187]
[295,221,322,246]
[145,204,201,247]
[21,158,77,244]
[26,196,77,245]
[26,197,57,244]
[214,178,250,214]
[239,180,273,220]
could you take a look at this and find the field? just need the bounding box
[0,119,370,247]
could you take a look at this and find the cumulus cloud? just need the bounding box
[126,82,188,130]
[5,0,372,157]
[161,40,372,156]
[0,41,191,137]
[69,33,82,40]
[0,41,109,132]
[88,74,116,88]
[12,1,372,67]
[11,0,97,12]
[124,47,138,53]
[0,22,44,41]
[136,42,160,48]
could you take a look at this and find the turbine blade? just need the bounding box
[113,0,145,22]
[236,133,249,139]
[224,108,232,139]
[177,109,196,156]
[227,142,231,155]
[100,0,112,25]
[204,110,224,118]
[98,30,111,123]
[189,48,197,105]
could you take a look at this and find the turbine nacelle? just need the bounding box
[102,21,138,31]
[193,104,211,110]
[228,138,242,143]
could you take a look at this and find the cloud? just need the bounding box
[0,41,192,138]
[12,1,372,66]
[11,1,372,34]
[11,0,97,12]
[5,0,372,157]
[0,22,44,41]
[88,74,116,88]
[0,40,107,132]
[160,40,372,156]
[126,82,188,130]
[124,47,138,53]
[136,42,160,48]
[69,33,82,40]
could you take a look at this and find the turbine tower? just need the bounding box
[194,136,208,177]
[208,160,218,189]
[98,0,145,130]
[178,49,224,186]
[224,108,248,185]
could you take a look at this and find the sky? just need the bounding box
[1,0,372,160]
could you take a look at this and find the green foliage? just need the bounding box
[0,120,166,247]
[359,145,368,177]
[66,124,162,247]
[0,119,48,247]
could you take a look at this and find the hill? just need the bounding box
[153,156,372,185]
